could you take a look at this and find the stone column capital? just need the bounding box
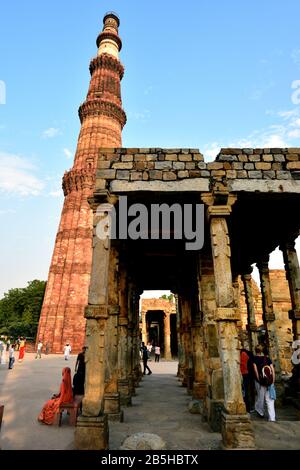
[257,256,270,273]
[89,190,119,211]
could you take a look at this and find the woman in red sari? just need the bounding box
[18,337,26,362]
[38,367,73,425]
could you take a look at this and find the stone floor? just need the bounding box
[0,354,299,450]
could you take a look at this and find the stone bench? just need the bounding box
[58,395,83,426]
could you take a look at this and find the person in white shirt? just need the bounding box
[155,345,161,362]
[8,344,15,369]
[36,340,43,359]
[63,343,72,360]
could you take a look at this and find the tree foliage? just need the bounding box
[0,280,46,338]
[160,293,174,302]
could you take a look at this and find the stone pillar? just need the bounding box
[176,294,185,379]
[281,238,300,341]
[191,279,206,399]
[132,290,142,387]
[179,295,192,387]
[199,252,223,430]
[257,257,282,379]
[207,196,255,448]
[127,282,136,397]
[117,262,131,406]
[242,270,258,352]
[141,311,147,345]
[232,275,244,348]
[103,244,123,422]
[74,193,113,449]
[164,313,172,360]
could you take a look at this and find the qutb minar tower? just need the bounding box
[37,13,126,352]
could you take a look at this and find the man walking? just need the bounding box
[35,340,43,359]
[63,343,72,360]
[141,342,152,375]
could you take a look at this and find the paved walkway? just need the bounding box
[0,354,299,449]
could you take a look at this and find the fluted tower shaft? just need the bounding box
[37,13,126,352]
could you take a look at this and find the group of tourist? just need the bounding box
[38,346,86,425]
[0,337,26,369]
[240,344,276,422]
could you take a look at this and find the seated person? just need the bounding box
[38,367,73,425]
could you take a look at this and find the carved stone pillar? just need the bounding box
[203,190,255,449]
[242,270,258,352]
[102,244,123,422]
[232,275,244,348]
[257,257,282,379]
[141,311,147,345]
[117,263,131,406]
[191,286,206,399]
[280,237,300,341]
[132,290,142,387]
[176,294,185,379]
[164,313,172,360]
[179,295,192,387]
[199,252,223,430]
[74,192,113,449]
[127,282,136,397]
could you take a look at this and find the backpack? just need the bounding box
[260,363,273,386]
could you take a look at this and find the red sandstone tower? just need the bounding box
[37,13,126,352]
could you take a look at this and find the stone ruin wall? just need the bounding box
[96,146,300,188]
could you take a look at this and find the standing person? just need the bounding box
[63,343,72,361]
[8,344,15,369]
[73,346,87,395]
[154,345,161,363]
[38,367,73,425]
[16,337,20,351]
[18,337,26,362]
[35,340,43,359]
[141,342,152,375]
[253,344,276,422]
[147,342,153,361]
[6,338,10,352]
[0,339,5,365]
[240,348,254,412]
[0,340,7,365]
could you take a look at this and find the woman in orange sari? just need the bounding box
[18,337,26,362]
[38,367,73,425]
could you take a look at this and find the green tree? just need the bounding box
[160,294,174,302]
[0,280,46,338]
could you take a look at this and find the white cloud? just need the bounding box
[291,49,300,67]
[203,142,220,160]
[63,148,73,159]
[261,133,287,147]
[42,127,61,139]
[0,209,16,216]
[0,152,44,196]
[128,110,150,121]
[49,190,62,198]
[288,129,300,138]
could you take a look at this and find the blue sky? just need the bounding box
[0,0,300,297]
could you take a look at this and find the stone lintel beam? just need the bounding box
[215,307,241,322]
[85,304,120,319]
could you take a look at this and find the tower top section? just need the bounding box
[97,12,122,59]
